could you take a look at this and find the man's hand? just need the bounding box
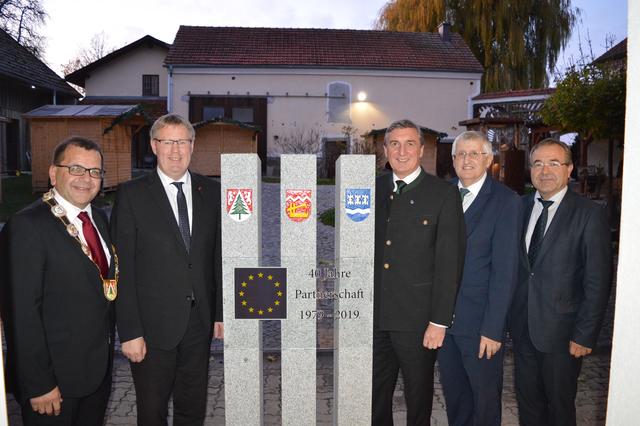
[122,337,147,363]
[569,341,592,358]
[478,336,502,359]
[214,322,224,340]
[423,324,446,349]
[30,386,62,416]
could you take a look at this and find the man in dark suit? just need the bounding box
[437,131,521,426]
[510,138,611,426]
[2,137,115,425]
[373,119,466,425]
[111,113,223,425]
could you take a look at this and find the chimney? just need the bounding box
[438,22,451,42]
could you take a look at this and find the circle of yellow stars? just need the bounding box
[239,271,283,316]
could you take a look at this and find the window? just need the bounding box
[232,107,254,123]
[327,82,351,123]
[142,75,159,96]
[203,106,225,121]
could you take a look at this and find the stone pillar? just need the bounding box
[280,154,316,425]
[221,154,263,425]
[333,155,376,425]
[607,6,639,423]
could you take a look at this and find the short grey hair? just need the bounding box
[150,113,195,141]
[451,131,492,157]
[384,119,425,146]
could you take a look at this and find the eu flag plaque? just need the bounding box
[234,267,287,319]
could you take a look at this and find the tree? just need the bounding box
[230,194,249,220]
[273,126,323,154]
[0,0,47,58]
[375,0,578,91]
[541,54,626,217]
[61,32,114,76]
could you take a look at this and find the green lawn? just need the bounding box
[0,175,39,222]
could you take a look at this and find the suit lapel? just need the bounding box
[146,171,189,258]
[190,173,204,255]
[522,194,535,271]
[532,189,576,268]
[462,176,492,238]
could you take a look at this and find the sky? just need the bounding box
[41,0,627,81]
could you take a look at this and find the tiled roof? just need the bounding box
[0,29,79,96]
[165,26,483,74]
[472,88,556,101]
[593,38,627,64]
[81,97,168,121]
[23,104,139,118]
[66,35,170,87]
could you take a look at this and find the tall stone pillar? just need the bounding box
[221,154,263,425]
[280,154,317,425]
[333,155,376,425]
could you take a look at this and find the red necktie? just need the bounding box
[78,211,109,277]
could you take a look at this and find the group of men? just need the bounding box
[373,120,611,426]
[2,114,222,426]
[0,114,610,426]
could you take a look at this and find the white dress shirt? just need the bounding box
[53,188,111,265]
[525,186,568,251]
[392,166,422,192]
[156,168,193,233]
[458,172,487,213]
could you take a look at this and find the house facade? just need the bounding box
[66,35,170,168]
[165,25,483,174]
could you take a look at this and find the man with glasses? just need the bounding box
[2,137,115,425]
[111,113,223,425]
[510,138,611,426]
[438,131,520,426]
[373,119,466,425]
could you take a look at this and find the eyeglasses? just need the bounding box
[531,160,569,169]
[453,151,489,160]
[153,138,193,146]
[55,164,105,179]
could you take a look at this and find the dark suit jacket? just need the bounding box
[448,176,521,341]
[510,189,611,353]
[2,200,114,403]
[374,169,466,332]
[110,171,222,350]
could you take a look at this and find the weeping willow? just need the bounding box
[375,0,578,91]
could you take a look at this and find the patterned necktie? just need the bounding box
[528,198,554,265]
[78,211,108,277]
[395,180,407,195]
[171,182,191,252]
[459,187,470,201]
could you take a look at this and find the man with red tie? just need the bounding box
[2,137,115,425]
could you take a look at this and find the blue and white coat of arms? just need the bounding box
[345,188,371,222]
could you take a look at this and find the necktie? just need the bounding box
[459,187,470,201]
[528,198,554,265]
[78,211,108,277]
[395,180,407,195]
[172,182,191,252]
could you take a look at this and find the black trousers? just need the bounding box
[512,329,583,426]
[130,306,212,426]
[21,365,112,426]
[372,328,437,426]
[438,333,503,426]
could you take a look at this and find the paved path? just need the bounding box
[4,183,613,424]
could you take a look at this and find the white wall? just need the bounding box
[170,68,481,154]
[607,1,640,423]
[84,45,168,97]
